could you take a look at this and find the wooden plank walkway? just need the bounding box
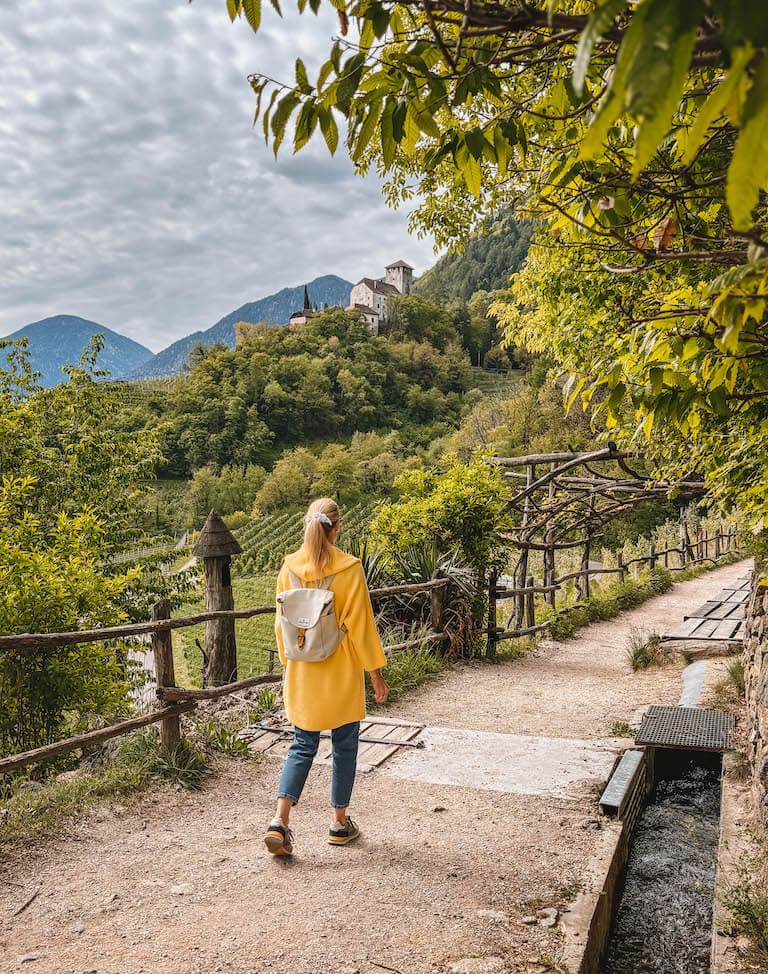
[661,575,750,644]
[238,714,425,772]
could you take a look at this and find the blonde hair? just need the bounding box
[303,497,341,576]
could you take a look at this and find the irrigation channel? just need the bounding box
[603,749,722,974]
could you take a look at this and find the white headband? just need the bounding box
[306,512,333,527]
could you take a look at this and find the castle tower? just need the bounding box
[384,259,413,295]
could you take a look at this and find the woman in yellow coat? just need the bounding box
[264,497,389,857]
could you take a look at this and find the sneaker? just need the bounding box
[328,816,361,846]
[264,818,294,857]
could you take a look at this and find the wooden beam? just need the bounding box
[158,673,282,702]
[0,702,196,773]
[0,606,277,652]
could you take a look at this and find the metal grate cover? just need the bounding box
[635,705,735,752]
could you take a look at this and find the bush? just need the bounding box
[624,626,663,671]
[724,867,768,970]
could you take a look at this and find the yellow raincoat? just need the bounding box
[275,545,387,731]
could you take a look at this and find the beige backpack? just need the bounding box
[277,570,347,662]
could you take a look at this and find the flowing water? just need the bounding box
[603,752,722,974]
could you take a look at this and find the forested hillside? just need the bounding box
[131,274,352,379]
[413,215,533,304]
[118,302,475,478]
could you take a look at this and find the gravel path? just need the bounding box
[393,559,752,738]
[0,559,751,974]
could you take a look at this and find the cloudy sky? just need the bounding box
[0,1,436,351]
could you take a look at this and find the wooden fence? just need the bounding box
[0,575,450,775]
[486,526,743,656]
[0,512,745,775]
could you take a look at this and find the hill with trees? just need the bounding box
[131,274,353,379]
[413,214,533,304]
[118,301,475,478]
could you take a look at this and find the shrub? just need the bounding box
[624,627,663,671]
[724,868,768,970]
[648,566,673,593]
[611,720,636,738]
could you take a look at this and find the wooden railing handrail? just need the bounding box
[0,702,197,774]
[0,578,450,652]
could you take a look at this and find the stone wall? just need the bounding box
[744,577,768,825]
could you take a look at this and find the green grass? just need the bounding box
[0,731,208,845]
[610,720,636,738]
[624,626,664,671]
[174,574,277,688]
[724,856,768,971]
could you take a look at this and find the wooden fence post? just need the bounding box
[679,512,687,568]
[543,531,556,607]
[617,551,625,584]
[525,576,535,629]
[577,530,591,601]
[151,599,181,755]
[649,542,656,570]
[193,511,242,687]
[430,577,448,653]
[714,529,721,560]
[487,571,498,659]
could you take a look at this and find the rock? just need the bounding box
[19,781,43,793]
[432,805,447,812]
[17,956,39,964]
[56,770,81,784]
[70,922,85,934]
[475,909,508,923]
[538,907,559,928]
[520,916,538,925]
[170,883,194,896]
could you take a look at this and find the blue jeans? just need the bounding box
[277,721,359,808]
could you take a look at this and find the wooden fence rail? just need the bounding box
[0,509,743,774]
[0,560,451,773]
[486,527,745,656]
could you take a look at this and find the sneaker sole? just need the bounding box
[328,832,360,846]
[264,830,292,856]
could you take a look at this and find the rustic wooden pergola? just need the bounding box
[489,443,712,636]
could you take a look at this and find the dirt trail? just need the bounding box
[394,559,750,737]
[0,559,751,974]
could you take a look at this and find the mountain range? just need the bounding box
[3,276,353,387]
[3,316,153,387]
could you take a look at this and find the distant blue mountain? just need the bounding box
[4,315,153,388]
[131,275,353,379]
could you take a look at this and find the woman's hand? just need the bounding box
[369,669,390,704]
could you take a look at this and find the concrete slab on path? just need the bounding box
[379,725,622,800]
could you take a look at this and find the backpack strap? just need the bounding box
[317,574,336,590]
[287,570,303,589]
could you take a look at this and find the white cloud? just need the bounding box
[0,0,437,350]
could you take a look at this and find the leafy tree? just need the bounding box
[0,341,168,755]
[121,309,474,475]
[0,477,136,755]
[369,456,510,577]
[0,338,160,542]
[221,0,768,528]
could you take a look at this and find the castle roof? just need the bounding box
[348,303,379,316]
[353,277,400,296]
[386,259,413,269]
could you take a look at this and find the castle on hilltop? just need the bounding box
[346,259,413,334]
[289,260,413,335]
